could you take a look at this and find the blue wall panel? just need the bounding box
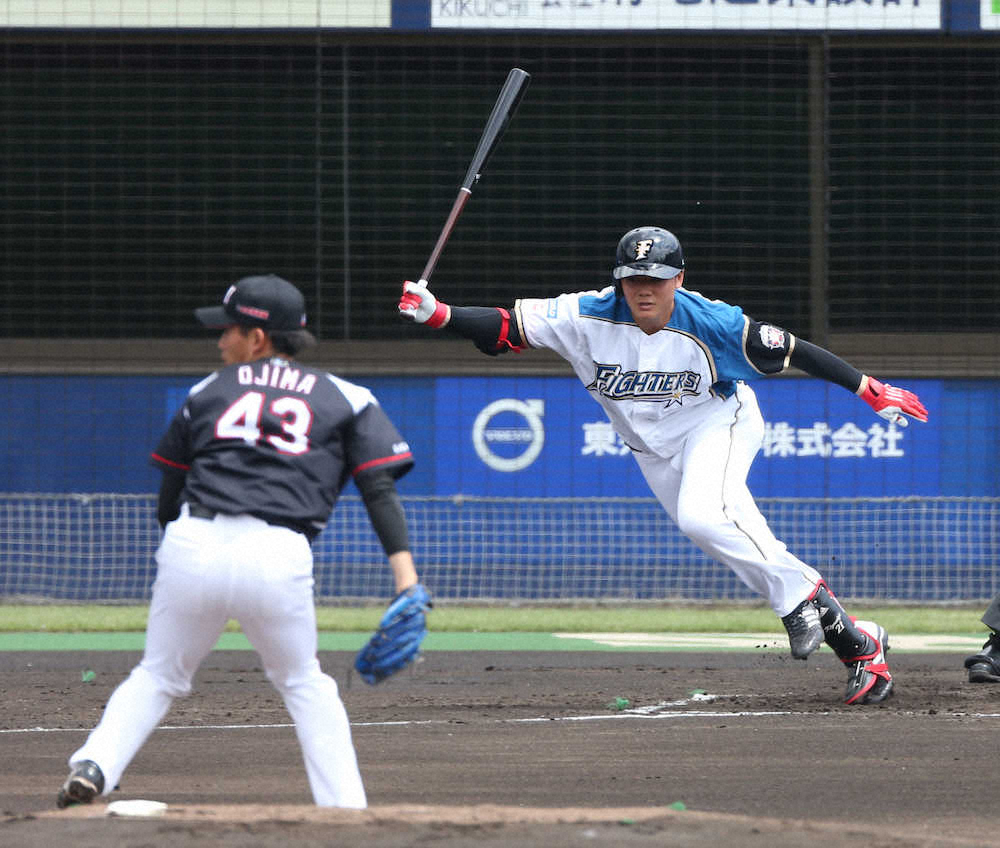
[0,374,996,497]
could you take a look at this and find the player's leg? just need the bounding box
[714,401,893,702]
[670,385,823,617]
[980,594,1000,631]
[635,435,819,660]
[964,593,1000,682]
[232,518,366,808]
[807,580,892,703]
[670,385,890,702]
[61,510,230,803]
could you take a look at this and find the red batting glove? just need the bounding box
[858,376,928,428]
[398,280,450,328]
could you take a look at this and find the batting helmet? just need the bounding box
[612,227,685,294]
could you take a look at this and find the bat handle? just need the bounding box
[417,187,472,288]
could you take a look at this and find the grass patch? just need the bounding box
[0,603,988,635]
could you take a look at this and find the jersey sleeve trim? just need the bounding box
[151,452,190,472]
[352,451,414,477]
[511,300,536,349]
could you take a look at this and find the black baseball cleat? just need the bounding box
[56,759,105,808]
[781,598,824,660]
[964,632,1000,683]
[843,620,893,705]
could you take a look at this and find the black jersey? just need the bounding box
[151,356,413,536]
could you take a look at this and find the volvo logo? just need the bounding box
[472,398,545,472]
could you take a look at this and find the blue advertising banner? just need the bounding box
[1,374,996,497]
[0,374,437,495]
[433,376,994,498]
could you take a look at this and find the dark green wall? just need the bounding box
[2,37,996,339]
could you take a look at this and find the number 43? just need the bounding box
[216,391,312,455]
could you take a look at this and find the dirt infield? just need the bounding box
[4,647,999,847]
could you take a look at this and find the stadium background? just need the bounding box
[2,1,998,604]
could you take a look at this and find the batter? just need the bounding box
[398,226,929,705]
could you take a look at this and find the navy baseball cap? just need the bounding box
[195,274,307,331]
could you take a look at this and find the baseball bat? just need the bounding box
[416,67,531,287]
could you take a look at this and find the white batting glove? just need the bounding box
[398,280,450,328]
[858,376,928,428]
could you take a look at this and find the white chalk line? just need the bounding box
[6,706,1000,734]
[554,633,989,652]
[0,713,783,735]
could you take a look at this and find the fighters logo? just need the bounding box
[758,324,787,350]
[633,239,655,260]
[587,363,701,407]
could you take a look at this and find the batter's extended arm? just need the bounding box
[398,280,524,355]
[789,338,928,426]
[744,321,928,426]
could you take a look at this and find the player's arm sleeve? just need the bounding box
[445,305,524,356]
[788,338,864,393]
[156,469,186,529]
[150,404,193,528]
[744,318,864,392]
[355,468,411,556]
[150,405,193,473]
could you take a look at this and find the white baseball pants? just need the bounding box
[68,505,366,808]
[633,383,822,617]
